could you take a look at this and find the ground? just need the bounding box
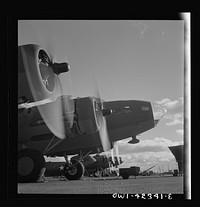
[18,175,184,196]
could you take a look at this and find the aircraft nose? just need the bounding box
[152,104,167,126]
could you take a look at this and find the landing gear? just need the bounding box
[18,148,45,183]
[63,159,85,180]
[94,168,101,177]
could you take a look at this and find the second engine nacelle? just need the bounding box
[75,97,100,135]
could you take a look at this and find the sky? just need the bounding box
[18,20,186,172]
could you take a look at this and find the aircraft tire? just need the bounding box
[121,172,129,179]
[64,159,85,180]
[18,148,45,183]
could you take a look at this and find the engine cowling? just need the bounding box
[75,97,100,135]
[18,44,57,102]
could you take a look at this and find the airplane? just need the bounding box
[81,154,123,177]
[44,154,123,178]
[18,44,166,183]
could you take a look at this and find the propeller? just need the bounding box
[37,27,75,130]
[19,44,75,139]
[114,141,121,166]
[44,42,75,130]
[57,77,74,129]
[93,80,112,152]
[152,104,167,126]
[111,141,121,166]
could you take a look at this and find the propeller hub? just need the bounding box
[51,62,70,75]
[102,108,112,117]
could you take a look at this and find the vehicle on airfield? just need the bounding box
[119,166,155,179]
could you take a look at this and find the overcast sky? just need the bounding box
[18,20,185,171]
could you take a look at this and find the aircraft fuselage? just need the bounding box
[18,97,155,156]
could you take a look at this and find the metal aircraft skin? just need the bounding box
[18,44,163,182]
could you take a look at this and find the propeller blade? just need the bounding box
[45,41,75,129]
[37,89,66,139]
[109,142,121,166]
[39,30,56,63]
[57,77,74,129]
[98,113,111,152]
[114,141,121,166]
[93,81,112,152]
[110,147,115,165]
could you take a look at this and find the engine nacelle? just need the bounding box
[75,97,100,135]
[18,44,69,102]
